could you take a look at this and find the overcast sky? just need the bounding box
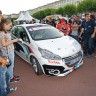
[0,0,58,15]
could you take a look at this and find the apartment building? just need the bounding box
[28,0,83,15]
[7,0,83,18]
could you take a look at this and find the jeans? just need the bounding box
[2,51,15,79]
[0,66,10,96]
[83,35,94,55]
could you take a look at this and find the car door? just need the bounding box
[12,26,30,62]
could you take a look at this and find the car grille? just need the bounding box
[43,65,64,76]
[62,51,83,67]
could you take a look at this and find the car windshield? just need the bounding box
[26,26,64,40]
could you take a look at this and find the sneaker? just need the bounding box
[8,87,17,94]
[10,77,20,83]
[14,75,20,79]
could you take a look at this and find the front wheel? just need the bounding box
[30,56,43,75]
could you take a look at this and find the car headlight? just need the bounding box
[38,47,61,60]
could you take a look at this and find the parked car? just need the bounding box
[12,23,83,76]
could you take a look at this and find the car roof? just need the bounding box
[15,23,50,27]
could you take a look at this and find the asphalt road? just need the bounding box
[10,53,96,96]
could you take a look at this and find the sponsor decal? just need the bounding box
[72,67,75,71]
[48,60,60,64]
[24,43,34,54]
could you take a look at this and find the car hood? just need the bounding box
[35,36,81,58]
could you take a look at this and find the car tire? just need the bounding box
[30,56,43,75]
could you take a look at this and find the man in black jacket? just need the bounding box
[79,13,96,58]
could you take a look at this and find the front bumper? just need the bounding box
[41,51,83,76]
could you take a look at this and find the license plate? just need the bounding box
[70,56,81,65]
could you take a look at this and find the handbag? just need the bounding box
[0,56,11,67]
[5,56,11,67]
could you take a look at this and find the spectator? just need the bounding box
[32,19,36,24]
[60,20,70,35]
[56,18,62,30]
[0,10,9,96]
[77,16,82,36]
[0,18,20,82]
[47,18,53,26]
[40,19,46,24]
[68,19,72,35]
[79,13,96,58]
[71,21,78,40]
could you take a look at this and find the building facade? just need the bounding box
[7,0,83,18]
[28,0,83,15]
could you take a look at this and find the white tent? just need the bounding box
[15,12,24,21]
[22,11,33,21]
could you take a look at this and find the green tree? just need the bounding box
[90,0,96,12]
[56,7,64,16]
[50,9,57,15]
[43,8,56,16]
[63,4,77,16]
[43,9,51,16]
[32,10,45,20]
[32,9,56,20]
[77,0,96,13]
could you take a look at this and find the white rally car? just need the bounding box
[12,23,83,76]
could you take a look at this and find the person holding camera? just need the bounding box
[0,18,20,83]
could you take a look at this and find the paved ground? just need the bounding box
[10,52,96,96]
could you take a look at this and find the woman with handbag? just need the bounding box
[0,18,20,83]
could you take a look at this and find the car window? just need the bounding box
[12,27,20,37]
[12,26,30,43]
[12,26,23,38]
[26,26,64,41]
